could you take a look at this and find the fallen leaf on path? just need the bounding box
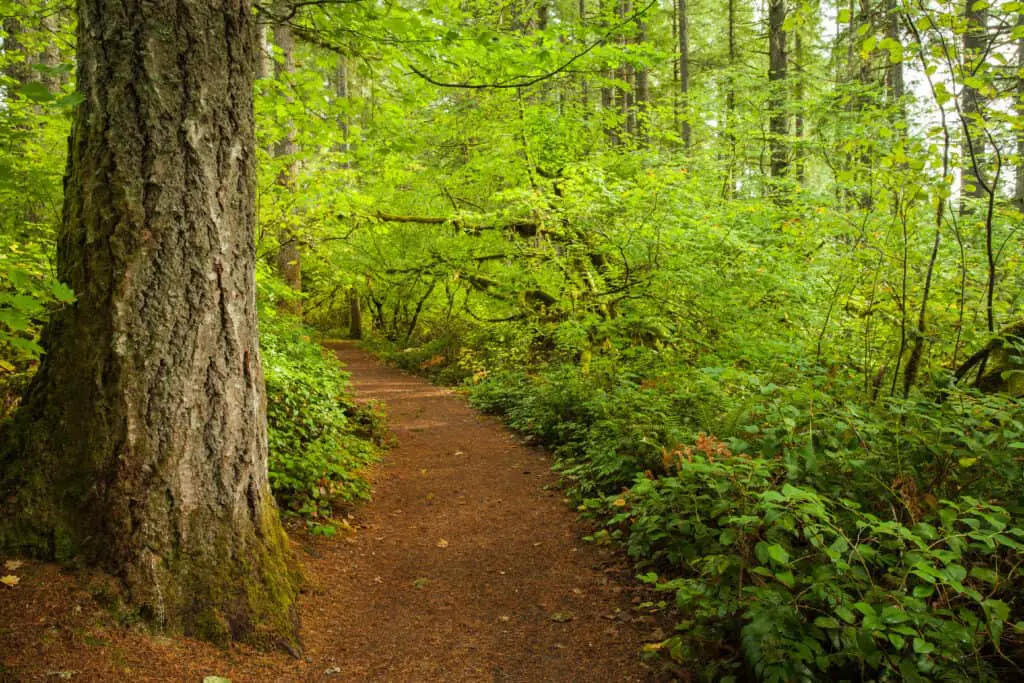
[372,576,384,584]
[4,560,23,571]
[203,677,232,683]
[646,628,667,641]
[549,612,575,623]
[413,578,430,589]
[1,575,20,587]
[498,615,511,622]
[436,538,449,548]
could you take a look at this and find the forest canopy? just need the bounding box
[2,0,1024,679]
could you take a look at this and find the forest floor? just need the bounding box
[0,342,679,682]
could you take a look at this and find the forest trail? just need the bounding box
[0,343,674,682]
[298,341,672,681]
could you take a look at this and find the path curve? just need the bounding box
[302,342,668,681]
[0,343,675,682]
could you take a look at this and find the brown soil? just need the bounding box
[0,343,679,682]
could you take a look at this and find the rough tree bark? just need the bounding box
[768,0,788,179]
[884,0,904,101]
[0,0,301,650]
[960,0,988,209]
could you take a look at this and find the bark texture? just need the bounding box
[768,0,788,179]
[0,0,301,650]
[960,0,988,208]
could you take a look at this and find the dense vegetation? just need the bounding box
[3,0,1024,678]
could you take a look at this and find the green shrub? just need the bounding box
[617,440,1024,681]
[261,309,381,531]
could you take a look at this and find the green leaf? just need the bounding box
[48,280,75,303]
[814,616,839,629]
[835,605,857,624]
[913,638,935,654]
[775,570,795,587]
[881,606,909,624]
[18,82,54,102]
[765,543,790,566]
[853,602,876,618]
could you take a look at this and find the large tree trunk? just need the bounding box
[0,0,301,650]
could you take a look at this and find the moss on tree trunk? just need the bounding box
[0,0,301,651]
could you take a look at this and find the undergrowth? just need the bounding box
[370,325,1024,682]
[259,277,385,534]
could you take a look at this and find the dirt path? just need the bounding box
[305,343,668,682]
[0,343,672,682]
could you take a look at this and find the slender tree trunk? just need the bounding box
[768,0,788,179]
[678,0,691,148]
[256,21,274,80]
[1,17,33,85]
[349,288,362,340]
[273,16,302,314]
[600,0,619,143]
[635,17,650,145]
[619,0,636,138]
[884,0,904,101]
[579,0,590,111]
[38,8,65,92]
[722,0,738,197]
[960,0,988,210]
[0,0,301,650]
[1015,14,1023,208]
[794,30,805,184]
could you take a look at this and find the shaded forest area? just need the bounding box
[2,0,1024,680]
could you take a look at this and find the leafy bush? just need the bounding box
[459,347,1024,680]
[259,299,383,531]
[617,440,1024,682]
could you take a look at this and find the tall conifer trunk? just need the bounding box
[678,0,690,149]
[0,0,301,650]
[960,0,988,209]
[768,0,788,180]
